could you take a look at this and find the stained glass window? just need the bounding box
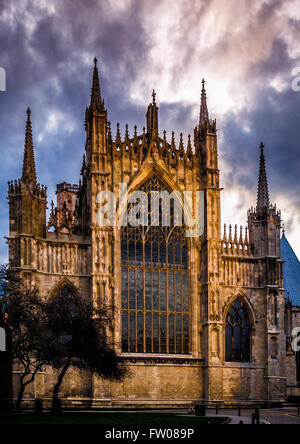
[225,298,251,362]
[121,175,189,354]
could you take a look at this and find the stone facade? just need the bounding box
[285,302,300,399]
[7,60,300,408]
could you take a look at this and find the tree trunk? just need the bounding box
[51,357,71,413]
[16,379,26,412]
[15,368,41,412]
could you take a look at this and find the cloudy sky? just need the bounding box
[0,0,300,262]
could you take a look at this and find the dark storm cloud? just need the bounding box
[0,0,300,261]
[220,37,300,210]
[0,0,151,262]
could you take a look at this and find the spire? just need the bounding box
[125,124,129,142]
[115,122,121,145]
[233,225,238,244]
[199,79,209,128]
[239,226,243,244]
[107,121,112,142]
[256,142,270,212]
[133,125,138,146]
[187,134,192,151]
[48,200,57,231]
[171,132,176,150]
[142,126,146,146]
[146,89,159,138]
[228,225,233,243]
[152,89,156,105]
[245,226,249,244]
[179,133,184,150]
[162,130,167,152]
[223,224,227,242]
[90,57,105,112]
[22,108,37,185]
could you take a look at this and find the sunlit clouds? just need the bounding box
[0,0,299,261]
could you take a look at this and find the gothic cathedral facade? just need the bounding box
[7,59,294,407]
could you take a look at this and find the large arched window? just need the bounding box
[121,175,189,354]
[225,298,251,362]
[49,283,81,342]
[51,284,80,315]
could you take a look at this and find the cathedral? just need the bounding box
[6,58,300,407]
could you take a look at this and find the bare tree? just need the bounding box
[1,265,129,412]
[0,265,49,411]
[45,290,129,412]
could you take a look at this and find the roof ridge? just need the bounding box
[281,235,300,306]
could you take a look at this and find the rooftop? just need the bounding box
[281,233,300,307]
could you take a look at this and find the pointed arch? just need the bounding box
[223,291,255,326]
[120,170,191,355]
[116,162,194,225]
[224,292,254,363]
[116,163,196,242]
[49,277,80,302]
[129,162,178,194]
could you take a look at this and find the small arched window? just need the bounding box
[225,298,251,362]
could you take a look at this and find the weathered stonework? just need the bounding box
[7,60,300,408]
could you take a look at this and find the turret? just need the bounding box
[84,58,107,159]
[248,143,281,257]
[78,58,109,231]
[90,57,105,113]
[195,79,217,147]
[199,79,209,129]
[256,142,270,216]
[194,80,220,240]
[8,108,47,238]
[22,108,37,185]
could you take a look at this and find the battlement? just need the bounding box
[248,204,281,222]
[8,179,47,198]
[56,182,79,194]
